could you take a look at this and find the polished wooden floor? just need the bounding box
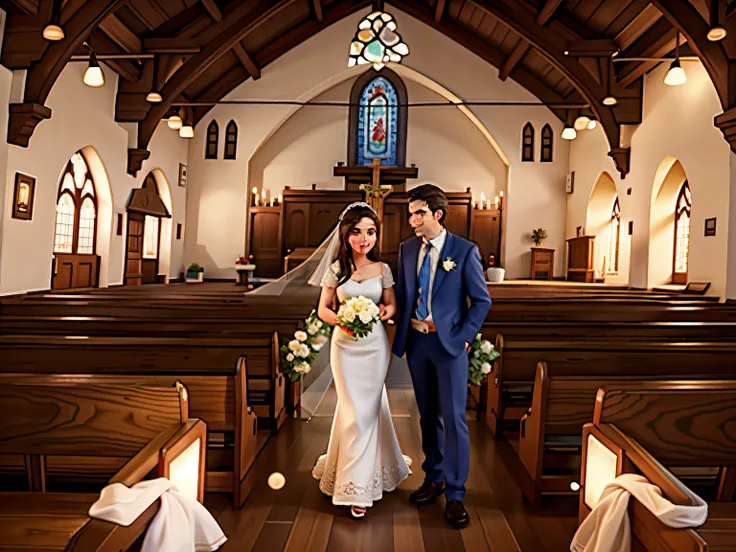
[205,389,578,552]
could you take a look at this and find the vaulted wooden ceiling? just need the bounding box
[3,0,736,178]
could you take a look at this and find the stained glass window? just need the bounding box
[225,121,238,160]
[206,120,218,159]
[349,11,408,70]
[357,76,399,166]
[541,124,553,162]
[53,151,97,255]
[606,197,620,274]
[673,181,691,281]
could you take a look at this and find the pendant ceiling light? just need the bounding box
[574,115,591,131]
[179,125,194,138]
[664,32,686,86]
[83,51,105,88]
[146,90,163,103]
[43,0,64,41]
[561,126,577,140]
[167,113,183,130]
[587,117,597,130]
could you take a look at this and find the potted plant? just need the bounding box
[531,228,547,247]
[486,254,505,283]
[186,263,204,283]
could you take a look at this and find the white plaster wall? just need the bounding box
[569,62,729,296]
[0,63,188,295]
[250,78,507,204]
[186,5,569,280]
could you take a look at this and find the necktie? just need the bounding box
[416,241,432,320]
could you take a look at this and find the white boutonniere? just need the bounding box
[442,257,457,272]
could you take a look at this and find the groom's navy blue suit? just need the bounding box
[392,231,491,502]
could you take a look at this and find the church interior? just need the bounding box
[0,0,735,550]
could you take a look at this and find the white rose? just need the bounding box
[476,333,482,340]
[481,340,493,354]
[358,310,373,324]
[481,362,492,374]
[294,330,307,342]
[286,353,294,362]
[307,324,319,335]
[442,259,456,271]
[311,335,328,351]
[288,340,300,352]
[342,309,356,323]
[296,344,310,358]
[353,301,365,313]
[299,362,311,374]
[368,304,380,317]
[474,350,480,358]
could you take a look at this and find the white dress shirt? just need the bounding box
[416,229,447,322]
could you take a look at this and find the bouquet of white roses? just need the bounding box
[335,295,381,340]
[468,333,500,386]
[280,310,331,381]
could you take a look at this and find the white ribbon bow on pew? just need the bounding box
[89,478,227,552]
[571,473,708,552]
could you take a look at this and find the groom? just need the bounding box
[392,184,491,528]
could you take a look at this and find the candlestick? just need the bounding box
[480,192,487,209]
[252,187,258,206]
[261,189,266,204]
[486,199,491,210]
[277,193,282,205]
[494,196,499,206]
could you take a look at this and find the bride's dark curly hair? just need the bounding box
[336,205,381,286]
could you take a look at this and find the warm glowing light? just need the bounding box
[574,116,590,131]
[494,196,499,205]
[146,90,163,103]
[179,125,194,138]
[268,472,286,490]
[43,24,64,41]
[83,53,105,88]
[707,26,727,41]
[570,481,581,492]
[277,193,282,204]
[583,434,618,509]
[167,115,183,130]
[587,118,597,130]
[664,60,686,86]
[169,439,201,502]
[602,96,617,106]
[561,126,577,140]
[499,191,504,197]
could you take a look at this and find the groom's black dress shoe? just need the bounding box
[409,480,445,505]
[445,500,470,529]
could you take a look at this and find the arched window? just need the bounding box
[224,120,238,160]
[606,197,620,274]
[541,124,553,162]
[53,151,97,255]
[205,120,219,159]
[673,181,691,283]
[348,68,408,167]
[522,123,534,162]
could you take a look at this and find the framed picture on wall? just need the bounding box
[704,217,716,237]
[12,172,35,220]
[178,163,187,188]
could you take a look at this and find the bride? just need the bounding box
[310,201,411,519]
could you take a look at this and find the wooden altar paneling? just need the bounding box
[284,202,309,251]
[470,208,501,263]
[249,207,281,278]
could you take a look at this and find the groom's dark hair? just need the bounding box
[409,184,449,225]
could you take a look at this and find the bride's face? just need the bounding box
[348,217,377,255]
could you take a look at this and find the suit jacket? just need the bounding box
[391,231,492,358]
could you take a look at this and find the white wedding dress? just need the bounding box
[312,261,412,507]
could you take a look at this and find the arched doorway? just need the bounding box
[51,150,103,289]
[124,173,171,285]
[649,157,690,286]
[585,171,619,280]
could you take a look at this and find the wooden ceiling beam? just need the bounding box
[465,0,634,177]
[615,19,678,88]
[499,0,561,82]
[434,0,446,23]
[312,0,323,23]
[99,14,142,53]
[87,28,141,82]
[199,0,261,81]
[132,0,299,171]
[7,0,130,147]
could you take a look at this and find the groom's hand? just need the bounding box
[379,303,390,321]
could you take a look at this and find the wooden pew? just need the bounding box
[1,359,259,507]
[579,384,736,551]
[0,333,287,435]
[485,335,736,436]
[0,381,206,551]
[516,362,736,508]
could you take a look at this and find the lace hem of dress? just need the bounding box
[312,454,412,505]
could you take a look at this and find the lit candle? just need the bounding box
[486,199,491,210]
[261,189,266,205]
[480,192,486,209]
[472,194,476,209]
[252,187,258,206]
[277,193,282,205]
[499,190,504,197]
[494,196,499,206]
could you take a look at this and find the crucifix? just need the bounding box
[333,158,418,222]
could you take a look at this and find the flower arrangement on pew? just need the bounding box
[335,295,381,340]
[280,310,331,381]
[468,333,500,386]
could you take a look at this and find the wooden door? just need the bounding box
[124,213,145,286]
[249,210,281,277]
[51,254,100,289]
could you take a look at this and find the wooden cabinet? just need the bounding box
[566,235,595,282]
[530,247,554,280]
